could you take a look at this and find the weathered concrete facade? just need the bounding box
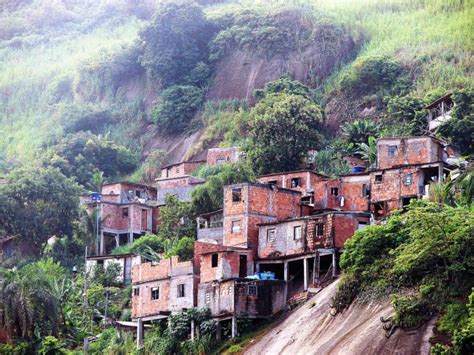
[156,175,205,205]
[160,161,205,180]
[257,170,325,199]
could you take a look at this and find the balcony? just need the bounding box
[197,211,224,244]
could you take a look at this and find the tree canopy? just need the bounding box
[0,167,80,256]
[243,93,324,174]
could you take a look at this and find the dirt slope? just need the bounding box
[245,280,435,355]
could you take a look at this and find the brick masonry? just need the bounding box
[257,170,325,197]
[207,147,240,166]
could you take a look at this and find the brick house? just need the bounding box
[207,147,241,166]
[257,169,326,204]
[156,175,205,205]
[131,256,197,321]
[159,160,205,180]
[86,182,158,255]
[222,183,302,250]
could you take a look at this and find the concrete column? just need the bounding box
[129,232,134,244]
[231,316,237,338]
[332,250,337,277]
[191,320,195,340]
[438,163,444,183]
[216,320,221,341]
[136,318,144,348]
[83,337,89,354]
[314,251,320,284]
[283,261,289,301]
[303,258,309,291]
[255,263,260,273]
[115,234,119,249]
[99,231,105,256]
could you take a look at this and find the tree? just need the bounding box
[384,95,426,136]
[49,131,137,188]
[254,76,313,101]
[191,162,256,214]
[244,93,324,174]
[139,0,214,86]
[159,195,195,241]
[151,85,204,134]
[0,167,80,256]
[356,136,377,167]
[342,119,379,144]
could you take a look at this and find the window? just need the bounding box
[151,287,159,300]
[291,178,300,188]
[294,225,302,240]
[362,184,370,197]
[267,228,276,242]
[211,253,218,268]
[231,220,241,234]
[122,207,129,218]
[177,284,185,298]
[375,174,383,183]
[248,285,257,296]
[331,187,339,196]
[205,293,211,304]
[176,167,180,174]
[315,223,324,237]
[135,190,142,198]
[216,156,226,165]
[133,287,140,296]
[232,188,242,202]
[268,180,278,186]
[404,174,413,185]
[166,168,171,178]
[388,145,398,158]
[357,221,368,231]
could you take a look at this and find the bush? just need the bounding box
[384,95,426,136]
[38,336,66,355]
[254,76,312,101]
[340,55,407,95]
[391,294,432,329]
[139,0,214,86]
[58,104,113,134]
[152,85,204,134]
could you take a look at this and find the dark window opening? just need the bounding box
[268,180,278,186]
[216,156,226,165]
[211,253,218,268]
[331,187,339,196]
[122,207,129,218]
[267,228,276,242]
[232,188,242,202]
[291,178,300,188]
[315,223,324,237]
[177,284,185,298]
[375,174,383,183]
[362,184,370,197]
[388,145,398,158]
[248,285,257,296]
[151,287,159,300]
[357,221,368,231]
[239,254,248,278]
[133,287,140,296]
[404,174,413,185]
[135,190,142,198]
[402,196,416,207]
[97,260,104,266]
[166,168,170,178]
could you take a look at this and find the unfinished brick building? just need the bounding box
[131,256,197,321]
[207,147,241,166]
[95,182,158,255]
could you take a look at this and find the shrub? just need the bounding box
[58,104,113,134]
[384,95,426,135]
[38,336,66,355]
[152,85,204,134]
[139,0,214,86]
[254,76,313,101]
[340,55,407,95]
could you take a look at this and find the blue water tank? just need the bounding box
[258,272,276,280]
[90,192,102,202]
[352,166,366,173]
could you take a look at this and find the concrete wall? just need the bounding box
[258,219,307,258]
[200,249,254,283]
[257,171,324,197]
[377,137,442,170]
[160,161,204,179]
[198,279,235,317]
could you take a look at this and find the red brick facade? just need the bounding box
[207,147,240,166]
[160,161,205,179]
[257,170,325,197]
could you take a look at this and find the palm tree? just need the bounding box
[356,136,378,168]
[342,119,379,144]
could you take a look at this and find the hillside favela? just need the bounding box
[0,0,473,354]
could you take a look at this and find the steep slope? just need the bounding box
[245,280,435,355]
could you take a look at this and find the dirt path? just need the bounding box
[245,280,434,355]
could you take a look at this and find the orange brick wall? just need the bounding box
[160,161,204,179]
[207,147,240,166]
[101,203,156,232]
[257,171,324,196]
[370,167,423,204]
[377,137,442,170]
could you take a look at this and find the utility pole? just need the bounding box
[84,246,88,307]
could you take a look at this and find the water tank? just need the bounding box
[352,166,366,173]
[90,192,102,202]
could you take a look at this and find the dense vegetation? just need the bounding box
[0,0,472,353]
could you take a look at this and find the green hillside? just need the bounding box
[0,0,472,182]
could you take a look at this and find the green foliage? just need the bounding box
[38,336,66,355]
[139,0,214,86]
[209,6,321,61]
[254,76,313,101]
[191,162,256,214]
[355,136,378,168]
[244,92,324,175]
[152,85,204,134]
[336,201,474,340]
[384,95,426,136]
[58,104,113,135]
[438,302,469,336]
[167,236,195,261]
[342,119,379,145]
[48,131,137,188]
[340,55,408,95]
[0,166,80,255]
